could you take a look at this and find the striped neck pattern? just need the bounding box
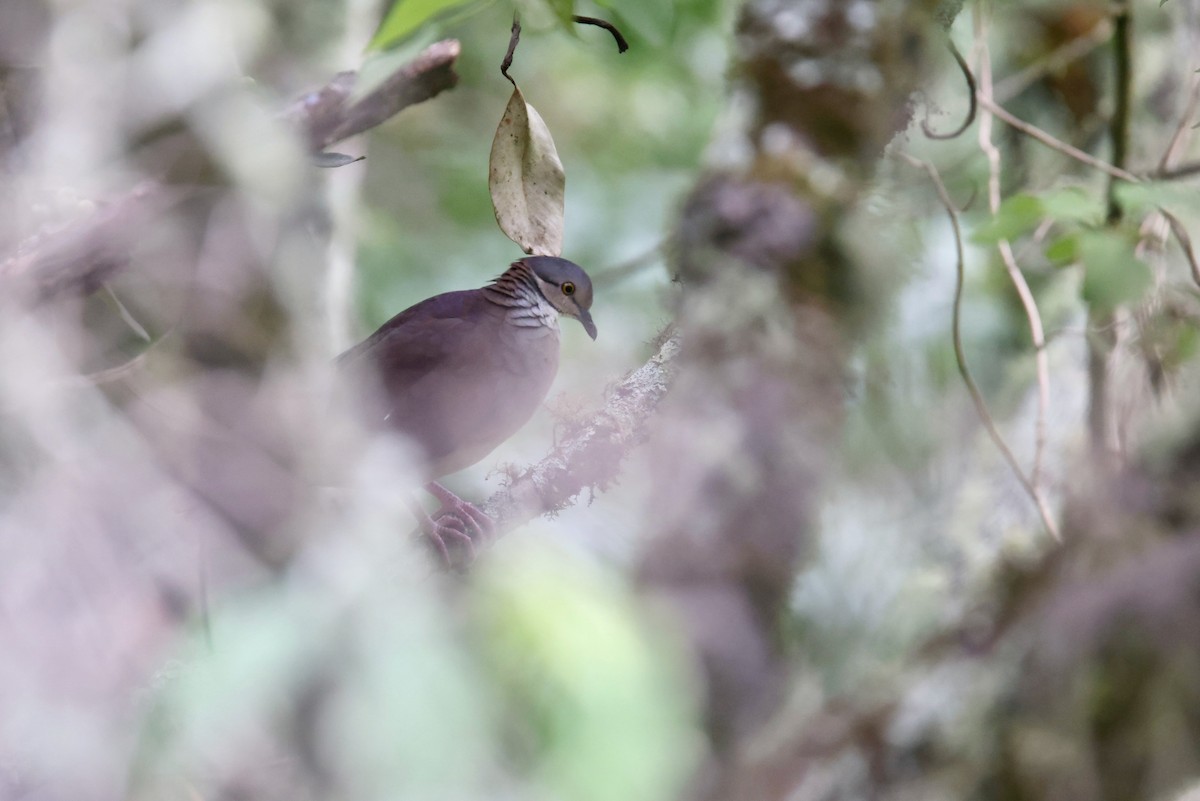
[483,262,559,330]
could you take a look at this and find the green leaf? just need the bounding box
[1168,324,1199,368]
[1039,186,1104,224]
[544,0,576,28]
[1115,181,1200,215]
[971,193,1043,244]
[973,189,1106,247]
[973,189,1105,247]
[1045,233,1080,266]
[512,0,575,29]
[369,0,479,51]
[476,550,695,801]
[1078,229,1152,310]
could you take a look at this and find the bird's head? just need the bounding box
[521,256,597,340]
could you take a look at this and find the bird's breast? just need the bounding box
[421,322,560,478]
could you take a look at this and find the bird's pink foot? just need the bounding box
[427,482,497,543]
[407,495,475,569]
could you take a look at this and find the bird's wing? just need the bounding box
[339,291,511,465]
[337,290,476,376]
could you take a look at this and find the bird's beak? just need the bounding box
[575,304,597,340]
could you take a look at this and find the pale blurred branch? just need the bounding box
[0,181,165,303]
[1,39,462,304]
[283,38,461,152]
[975,94,1138,182]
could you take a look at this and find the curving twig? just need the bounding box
[1162,209,1200,290]
[501,14,627,85]
[1157,75,1200,174]
[923,41,976,140]
[1154,76,1200,289]
[1151,161,1200,181]
[572,15,629,53]
[902,153,1060,540]
[974,4,1059,540]
[976,94,1138,183]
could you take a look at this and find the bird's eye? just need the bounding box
[562,281,576,296]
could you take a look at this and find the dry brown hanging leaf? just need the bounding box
[488,83,565,257]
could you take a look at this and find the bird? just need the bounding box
[338,255,596,563]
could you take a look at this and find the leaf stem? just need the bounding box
[500,14,521,84]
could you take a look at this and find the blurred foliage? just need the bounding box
[473,547,697,801]
[128,541,695,801]
[6,0,1200,799]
